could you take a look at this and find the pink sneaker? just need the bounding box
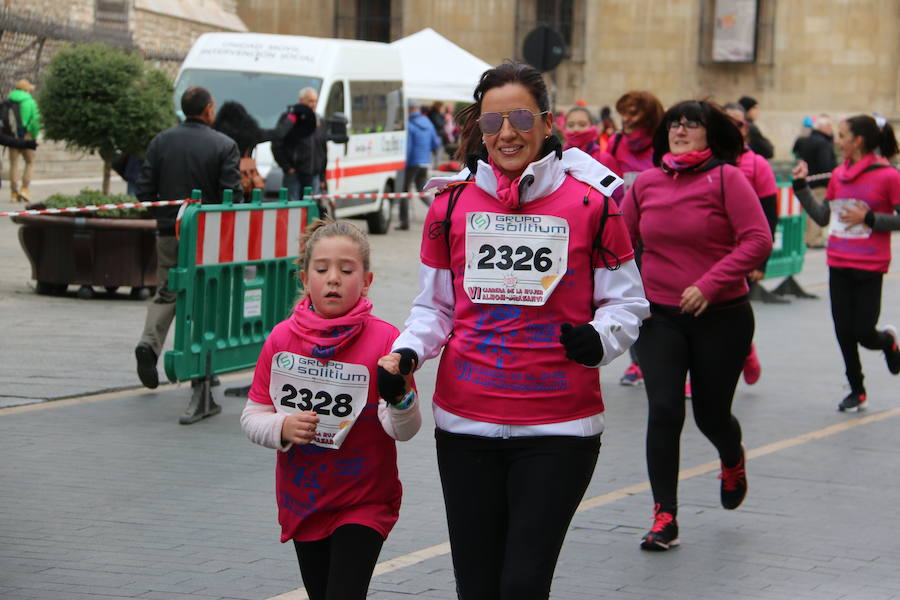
[743,344,761,385]
[620,363,644,386]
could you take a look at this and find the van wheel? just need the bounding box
[367,197,393,234]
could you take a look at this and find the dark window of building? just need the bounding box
[356,0,391,42]
[515,0,585,62]
[334,0,400,42]
[536,0,574,49]
[95,0,129,30]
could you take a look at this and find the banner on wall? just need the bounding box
[712,0,759,62]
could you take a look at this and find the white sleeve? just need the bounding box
[590,259,650,366]
[377,395,423,442]
[391,265,455,363]
[240,399,292,452]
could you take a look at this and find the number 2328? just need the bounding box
[279,384,353,417]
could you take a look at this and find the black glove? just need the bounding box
[377,348,418,405]
[559,323,604,366]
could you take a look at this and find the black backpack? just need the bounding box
[0,98,24,139]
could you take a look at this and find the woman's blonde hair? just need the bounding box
[297,218,371,274]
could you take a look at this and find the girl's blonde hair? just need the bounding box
[297,218,371,274]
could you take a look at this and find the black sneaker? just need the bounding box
[135,343,159,389]
[640,504,680,551]
[838,391,867,412]
[884,326,900,375]
[719,447,748,510]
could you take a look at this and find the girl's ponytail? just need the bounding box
[846,115,899,159]
[877,121,899,159]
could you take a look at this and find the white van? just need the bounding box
[173,32,406,233]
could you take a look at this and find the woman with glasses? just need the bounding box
[723,102,779,386]
[378,61,649,599]
[791,115,900,412]
[621,100,772,551]
[612,90,664,387]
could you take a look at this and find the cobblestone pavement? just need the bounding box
[2,178,900,599]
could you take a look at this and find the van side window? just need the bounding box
[325,81,345,118]
[349,80,404,134]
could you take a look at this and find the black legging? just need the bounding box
[636,300,753,515]
[293,524,384,600]
[435,429,601,600]
[829,266,892,393]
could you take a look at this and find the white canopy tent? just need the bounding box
[391,28,492,103]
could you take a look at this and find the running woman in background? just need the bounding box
[622,100,772,551]
[723,102,779,386]
[611,90,665,387]
[240,220,421,600]
[792,114,900,412]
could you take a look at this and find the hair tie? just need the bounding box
[874,115,887,130]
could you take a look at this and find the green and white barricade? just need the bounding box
[164,188,318,413]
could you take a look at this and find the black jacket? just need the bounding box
[136,119,242,235]
[747,120,774,159]
[271,109,327,178]
[792,130,837,189]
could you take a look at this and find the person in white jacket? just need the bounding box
[377,61,648,600]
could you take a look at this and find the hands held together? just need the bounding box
[377,348,417,406]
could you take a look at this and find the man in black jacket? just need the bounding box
[134,87,242,422]
[739,96,775,159]
[793,114,837,248]
[271,87,327,201]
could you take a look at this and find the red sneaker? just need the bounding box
[641,504,680,551]
[719,447,748,510]
[743,344,761,385]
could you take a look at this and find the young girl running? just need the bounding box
[240,219,422,600]
[792,115,900,411]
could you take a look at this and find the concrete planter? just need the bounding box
[14,214,158,299]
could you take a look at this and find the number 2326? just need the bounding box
[476,244,552,271]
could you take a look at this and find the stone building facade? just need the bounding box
[0,0,246,180]
[237,0,900,160]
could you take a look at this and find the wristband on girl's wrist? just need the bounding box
[864,209,876,228]
[392,389,416,410]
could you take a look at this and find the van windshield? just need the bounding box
[173,69,322,128]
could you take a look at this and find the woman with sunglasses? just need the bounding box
[611,90,665,387]
[791,115,900,412]
[621,100,772,551]
[723,102,779,386]
[378,61,649,599]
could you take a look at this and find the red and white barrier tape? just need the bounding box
[0,199,190,218]
[309,191,435,201]
[1,191,436,218]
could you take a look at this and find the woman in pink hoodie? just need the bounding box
[612,91,665,387]
[621,100,772,551]
[792,115,900,412]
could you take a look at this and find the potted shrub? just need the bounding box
[14,189,158,299]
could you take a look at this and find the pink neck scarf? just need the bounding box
[288,296,372,363]
[564,126,600,152]
[661,148,713,172]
